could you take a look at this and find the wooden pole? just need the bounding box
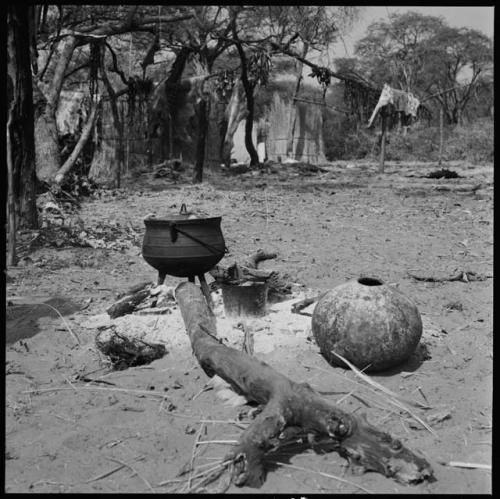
[197,273,214,310]
[438,105,444,166]
[379,109,387,173]
[286,42,308,159]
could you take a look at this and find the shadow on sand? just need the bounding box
[6,296,81,344]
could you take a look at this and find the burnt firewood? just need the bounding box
[106,286,152,319]
[116,280,152,299]
[209,250,292,302]
[407,270,490,283]
[291,293,325,315]
[243,249,277,269]
[95,327,166,369]
[175,282,433,488]
[424,169,461,179]
[210,264,276,283]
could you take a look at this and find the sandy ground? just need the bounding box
[5,160,493,493]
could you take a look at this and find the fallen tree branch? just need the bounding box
[54,95,102,185]
[291,294,325,315]
[175,282,433,488]
[407,270,490,283]
[244,249,277,269]
[396,182,482,193]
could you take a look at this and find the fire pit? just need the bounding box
[142,204,226,306]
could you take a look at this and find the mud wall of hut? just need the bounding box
[59,84,327,183]
[231,92,326,165]
[98,92,225,171]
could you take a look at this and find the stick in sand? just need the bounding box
[330,351,431,410]
[330,351,437,436]
[41,302,81,345]
[444,461,491,470]
[106,456,155,492]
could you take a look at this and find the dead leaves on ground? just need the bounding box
[17,219,141,256]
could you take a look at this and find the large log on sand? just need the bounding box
[175,282,433,488]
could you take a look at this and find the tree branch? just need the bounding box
[105,41,129,86]
[54,96,101,184]
[45,35,79,107]
[38,39,57,81]
[46,13,194,46]
[64,61,90,79]
[279,45,379,90]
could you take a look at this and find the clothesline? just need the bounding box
[420,84,471,103]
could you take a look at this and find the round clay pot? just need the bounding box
[311,277,422,372]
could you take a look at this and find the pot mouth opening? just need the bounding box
[358,277,383,286]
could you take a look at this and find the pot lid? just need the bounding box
[144,203,211,222]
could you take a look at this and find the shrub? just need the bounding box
[444,119,494,163]
[363,118,493,163]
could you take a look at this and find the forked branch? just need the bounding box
[175,282,434,488]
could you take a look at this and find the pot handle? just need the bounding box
[180,203,188,215]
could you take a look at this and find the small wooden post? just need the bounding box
[379,108,387,173]
[197,273,214,310]
[438,105,444,166]
[286,42,308,159]
[168,111,173,160]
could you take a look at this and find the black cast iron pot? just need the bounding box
[142,204,226,282]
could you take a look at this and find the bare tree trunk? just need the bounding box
[149,47,192,163]
[35,35,78,183]
[193,99,208,183]
[6,116,17,266]
[233,38,259,167]
[222,79,247,166]
[34,108,62,183]
[100,58,124,188]
[188,54,214,183]
[88,137,119,187]
[242,82,259,167]
[55,96,101,184]
[286,42,308,158]
[7,5,38,234]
